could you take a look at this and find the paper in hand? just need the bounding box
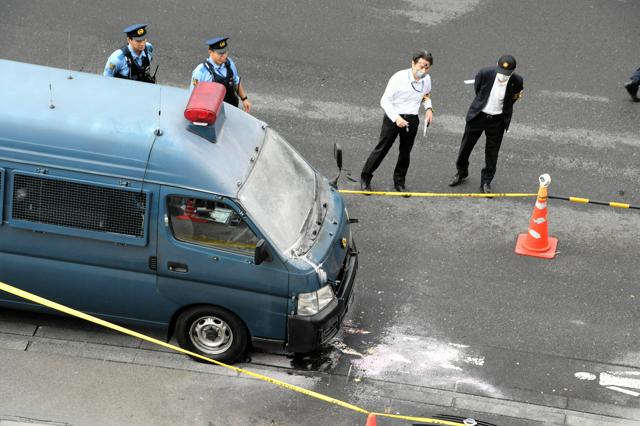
[423,120,428,137]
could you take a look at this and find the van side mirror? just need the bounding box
[254,239,272,265]
[330,143,343,189]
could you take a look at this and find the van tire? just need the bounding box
[176,306,248,364]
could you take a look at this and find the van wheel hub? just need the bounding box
[190,316,234,355]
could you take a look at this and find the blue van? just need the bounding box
[0,59,357,363]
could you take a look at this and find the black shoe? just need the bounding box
[624,81,640,102]
[449,173,467,187]
[480,183,493,194]
[360,178,371,193]
[394,183,410,197]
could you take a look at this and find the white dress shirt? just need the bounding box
[380,69,432,122]
[482,74,509,115]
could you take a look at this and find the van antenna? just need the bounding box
[48,70,55,109]
[154,87,163,136]
[142,87,163,192]
[67,31,73,79]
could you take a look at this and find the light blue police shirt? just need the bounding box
[103,43,154,78]
[190,57,240,91]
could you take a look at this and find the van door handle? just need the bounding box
[168,262,189,273]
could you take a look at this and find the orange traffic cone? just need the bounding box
[364,413,377,426]
[515,174,558,259]
[181,199,208,223]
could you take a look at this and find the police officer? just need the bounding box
[103,24,156,83]
[190,37,251,112]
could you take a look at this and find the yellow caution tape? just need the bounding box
[339,189,537,198]
[342,190,640,211]
[0,280,466,426]
[559,196,636,210]
[609,202,630,209]
[568,197,589,204]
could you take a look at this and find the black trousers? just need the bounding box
[361,114,419,185]
[629,67,640,92]
[455,113,506,184]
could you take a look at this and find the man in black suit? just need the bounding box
[449,54,524,193]
[623,67,640,102]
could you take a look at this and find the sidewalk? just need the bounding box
[1,343,640,426]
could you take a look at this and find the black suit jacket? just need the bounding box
[465,66,524,131]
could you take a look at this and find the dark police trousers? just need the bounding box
[361,114,419,186]
[455,113,506,184]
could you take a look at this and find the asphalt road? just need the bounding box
[1,0,640,425]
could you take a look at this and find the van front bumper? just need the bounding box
[285,242,358,353]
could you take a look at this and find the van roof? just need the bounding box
[0,59,267,197]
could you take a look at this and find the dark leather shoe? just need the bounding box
[448,173,466,187]
[624,81,640,102]
[394,183,410,197]
[360,178,371,193]
[480,183,493,194]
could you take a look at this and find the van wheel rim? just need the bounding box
[189,316,233,355]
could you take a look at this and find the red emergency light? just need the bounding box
[184,82,226,125]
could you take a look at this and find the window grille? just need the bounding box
[12,174,146,238]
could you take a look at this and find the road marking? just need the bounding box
[575,371,640,397]
[539,90,609,103]
[574,372,597,381]
[599,371,640,391]
[606,386,640,397]
[388,0,482,26]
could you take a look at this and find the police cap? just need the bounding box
[123,24,148,40]
[496,54,516,76]
[207,37,229,53]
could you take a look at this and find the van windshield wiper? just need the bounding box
[297,173,318,236]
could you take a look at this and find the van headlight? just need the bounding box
[296,285,335,316]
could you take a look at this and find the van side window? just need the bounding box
[167,196,259,256]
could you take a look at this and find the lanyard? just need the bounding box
[409,70,423,93]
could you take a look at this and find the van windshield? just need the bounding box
[238,128,317,256]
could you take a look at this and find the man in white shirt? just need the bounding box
[360,51,434,193]
[449,55,524,193]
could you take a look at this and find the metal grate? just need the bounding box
[12,174,146,238]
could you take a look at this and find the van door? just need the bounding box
[156,187,290,341]
[0,170,165,325]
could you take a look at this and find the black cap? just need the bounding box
[496,54,516,76]
[123,24,148,40]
